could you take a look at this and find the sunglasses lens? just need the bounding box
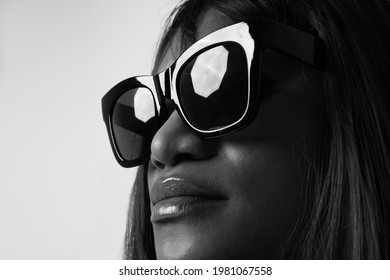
[179,43,248,131]
[111,87,156,162]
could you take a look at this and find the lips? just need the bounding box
[150,177,227,222]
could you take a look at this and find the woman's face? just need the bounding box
[147,8,325,259]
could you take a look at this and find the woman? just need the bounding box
[102,0,390,259]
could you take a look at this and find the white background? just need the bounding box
[0,0,180,259]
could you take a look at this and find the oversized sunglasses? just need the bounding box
[102,17,327,168]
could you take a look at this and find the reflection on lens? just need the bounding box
[190,46,228,98]
[112,87,155,161]
[179,43,248,131]
[134,88,155,123]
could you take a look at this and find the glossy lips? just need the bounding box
[150,177,226,222]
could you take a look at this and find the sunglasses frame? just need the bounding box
[102,17,327,167]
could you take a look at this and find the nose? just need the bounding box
[150,101,217,170]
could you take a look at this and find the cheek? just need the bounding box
[220,142,305,245]
[215,94,324,257]
[208,139,309,258]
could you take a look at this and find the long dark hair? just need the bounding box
[123,0,390,259]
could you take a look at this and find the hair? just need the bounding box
[123,0,390,259]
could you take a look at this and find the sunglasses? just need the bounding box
[102,17,328,168]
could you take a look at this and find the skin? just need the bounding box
[147,8,326,259]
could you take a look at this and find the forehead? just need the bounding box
[155,8,235,73]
